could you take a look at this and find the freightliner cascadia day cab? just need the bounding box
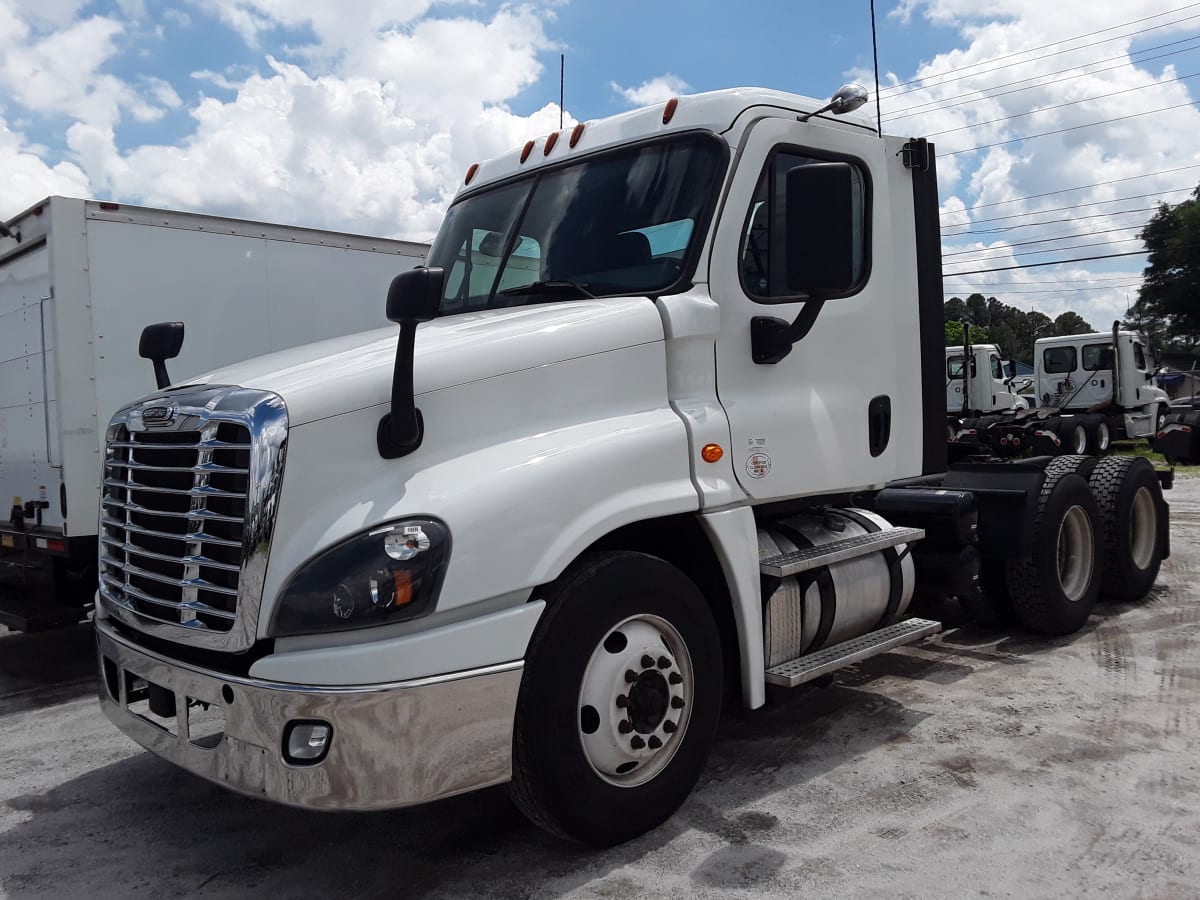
[951,328,1173,458]
[945,342,1029,422]
[0,197,427,630]
[94,85,1184,846]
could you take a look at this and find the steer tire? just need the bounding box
[1087,456,1165,604]
[510,551,722,846]
[1005,471,1102,635]
[1057,418,1089,456]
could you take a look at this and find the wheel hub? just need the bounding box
[577,615,693,787]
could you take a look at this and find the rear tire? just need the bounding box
[1057,418,1088,455]
[510,551,722,846]
[1085,415,1111,454]
[1087,456,1165,603]
[1006,471,1102,635]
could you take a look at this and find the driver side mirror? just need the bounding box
[783,161,858,295]
[138,321,185,389]
[386,266,445,324]
[379,266,446,459]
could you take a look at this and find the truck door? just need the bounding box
[710,120,922,500]
[1078,340,1114,408]
[946,351,972,413]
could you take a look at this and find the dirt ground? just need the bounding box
[2,478,1198,900]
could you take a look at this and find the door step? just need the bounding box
[759,526,925,577]
[764,617,942,687]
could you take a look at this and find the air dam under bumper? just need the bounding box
[96,621,522,810]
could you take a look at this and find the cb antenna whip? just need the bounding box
[870,0,882,136]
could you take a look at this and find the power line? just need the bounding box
[883,34,1200,122]
[943,223,1146,257]
[942,99,1200,156]
[880,5,1200,98]
[944,248,1158,275]
[943,275,1142,285]
[944,163,1200,214]
[943,205,1162,235]
[924,71,1200,137]
[948,235,1147,264]
[942,187,1197,230]
[943,283,1142,294]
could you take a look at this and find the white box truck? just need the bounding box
[0,197,427,629]
[94,86,1186,846]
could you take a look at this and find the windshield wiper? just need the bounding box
[497,280,594,299]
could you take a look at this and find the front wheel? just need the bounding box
[510,551,723,846]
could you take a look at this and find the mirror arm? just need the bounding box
[152,360,171,390]
[377,320,424,459]
[751,293,828,365]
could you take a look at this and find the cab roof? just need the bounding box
[456,87,879,197]
[1035,330,1144,347]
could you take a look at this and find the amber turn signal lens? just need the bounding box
[701,444,723,463]
[393,569,413,607]
[464,163,479,184]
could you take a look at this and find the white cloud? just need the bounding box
[0,115,91,211]
[611,74,690,107]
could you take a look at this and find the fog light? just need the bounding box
[284,721,332,764]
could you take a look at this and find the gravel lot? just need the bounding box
[2,477,1198,900]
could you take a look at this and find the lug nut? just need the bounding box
[615,694,629,708]
[657,656,671,669]
[671,697,685,709]
[630,736,645,750]
[618,720,632,734]
[648,736,662,749]
[663,720,677,733]
[624,669,637,683]
[641,655,654,668]
[668,672,683,685]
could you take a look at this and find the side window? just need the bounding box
[739,150,868,301]
[947,355,976,378]
[442,231,542,310]
[990,354,1003,379]
[1133,342,1147,370]
[1043,346,1077,374]
[1082,343,1113,371]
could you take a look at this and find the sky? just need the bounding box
[3,0,1200,331]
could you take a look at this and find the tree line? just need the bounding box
[944,295,1094,365]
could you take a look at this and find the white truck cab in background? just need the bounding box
[945,343,1028,419]
[93,86,1179,846]
[0,197,426,630]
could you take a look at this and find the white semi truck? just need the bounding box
[953,328,1171,457]
[0,197,427,629]
[94,86,1184,846]
[945,342,1028,422]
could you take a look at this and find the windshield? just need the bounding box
[426,135,725,315]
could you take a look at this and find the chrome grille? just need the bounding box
[100,424,250,631]
[97,387,288,652]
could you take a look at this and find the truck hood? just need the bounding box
[182,299,664,426]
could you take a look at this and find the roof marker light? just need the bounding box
[662,98,679,125]
[569,122,586,148]
[544,131,559,156]
[520,140,535,163]
[464,163,479,185]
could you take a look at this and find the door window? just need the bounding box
[990,354,1003,379]
[947,355,975,378]
[1133,342,1147,370]
[739,150,868,301]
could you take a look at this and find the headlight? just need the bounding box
[269,518,449,637]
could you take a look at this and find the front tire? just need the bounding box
[510,551,723,846]
[1006,471,1102,634]
[1088,456,1165,603]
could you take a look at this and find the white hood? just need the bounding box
[182,299,665,426]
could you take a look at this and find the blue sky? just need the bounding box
[3,0,1199,327]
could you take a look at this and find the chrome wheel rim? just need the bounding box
[1130,486,1157,571]
[1072,425,1088,454]
[577,614,693,788]
[1096,422,1110,452]
[1057,505,1094,601]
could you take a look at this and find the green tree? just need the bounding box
[1051,311,1094,336]
[945,320,988,345]
[1125,185,1200,351]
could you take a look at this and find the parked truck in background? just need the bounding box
[93,85,1190,847]
[945,342,1028,431]
[0,197,427,630]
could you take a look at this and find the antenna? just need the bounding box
[870,0,882,136]
[559,54,565,130]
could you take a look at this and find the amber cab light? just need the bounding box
[663,98,679,124]
[544,131,559,156]
[464,163,479,185]
[520,140,535,163]
[570,122,586,147]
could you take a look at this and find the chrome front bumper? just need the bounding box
[96,621,522,810]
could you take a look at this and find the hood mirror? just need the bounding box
[379,267,445,459]
[139,321,185,389]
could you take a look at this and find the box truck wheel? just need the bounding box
[1087,456,1165,603]
[1006,471,1102,635]
[1056,419,1088,456]
[510,551,722,846]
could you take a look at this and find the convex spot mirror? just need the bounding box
[782,162,859,296]
[138,321,184,362]
[386,266,446,323]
